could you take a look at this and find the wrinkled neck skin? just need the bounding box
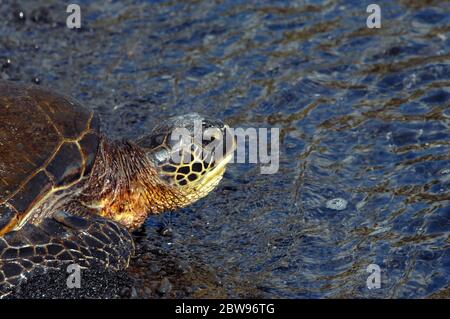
[81,138,185,231]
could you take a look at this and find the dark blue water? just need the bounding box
[1,0,449,298]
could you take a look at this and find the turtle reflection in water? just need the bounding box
[0,80,236,297]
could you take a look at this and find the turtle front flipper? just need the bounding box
[0,212,134,298]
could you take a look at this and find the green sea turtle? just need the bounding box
[0,80,236,297]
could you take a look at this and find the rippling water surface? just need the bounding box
[1,0,449,298]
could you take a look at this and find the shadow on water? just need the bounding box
[0,0,449,298]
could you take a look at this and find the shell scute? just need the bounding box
[46,143,83,187]
[27,85,91,139]
[0,80,101,232]
[8,170,52,214]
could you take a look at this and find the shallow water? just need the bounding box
[0,0,449,298]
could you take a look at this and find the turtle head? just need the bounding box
[136,113,236,208]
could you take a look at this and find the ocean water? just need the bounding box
[0,0,449,298]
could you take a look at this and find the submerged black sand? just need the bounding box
[1,0,449,298]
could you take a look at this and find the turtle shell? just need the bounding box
[0,81,101,235]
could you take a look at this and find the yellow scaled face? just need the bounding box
[156,125,236,201]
